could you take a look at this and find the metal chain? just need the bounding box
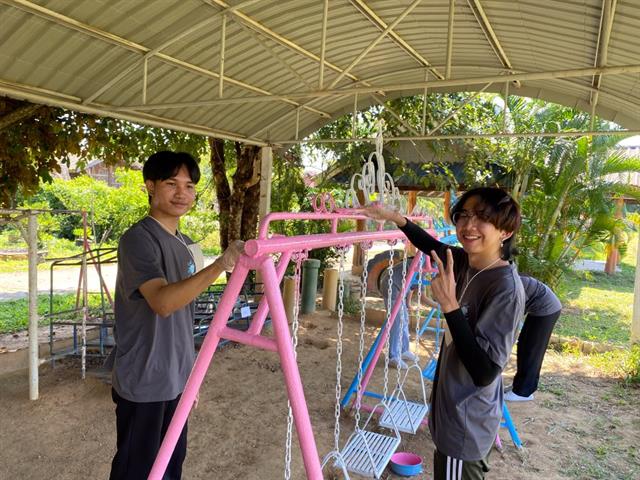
[414,254,425,353]
[395,248,408,386]
[382,244,395,399]
[354,244,370,428]
[333,247,347,450]
[284,252,305,480]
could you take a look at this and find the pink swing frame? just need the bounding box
[148,207,432,480]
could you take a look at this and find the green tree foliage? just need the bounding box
[306,94,640,286]
[310,93,504,192]
[0,98,207,207]
[508,103,640,286]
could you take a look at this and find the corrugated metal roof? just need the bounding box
[1,0,639,145]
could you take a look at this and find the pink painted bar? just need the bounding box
[260,255,323,479]
[149,210,434,480]
[354,253,424,410]
[247,250,292,335]
[247,229,407,258]
[258,210,432,239]
[148,261,251,480]
[220,326,278,352]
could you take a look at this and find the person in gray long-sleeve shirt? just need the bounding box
[365,187,524,480]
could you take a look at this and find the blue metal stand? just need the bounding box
[500,402,523,449]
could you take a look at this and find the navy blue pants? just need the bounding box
[512,311,561,397]
[109,389,188,480]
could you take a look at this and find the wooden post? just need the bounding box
[322,268,339,311]
[352,191,366,274]
[443,191,452,223]
[283,276,296,323]
[255,146,273,286]
[27,211,39,400]
[407,191,417,215]
[406,191,418,256]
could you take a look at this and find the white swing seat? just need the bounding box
[379,398,428,434]
[339,429,401,479]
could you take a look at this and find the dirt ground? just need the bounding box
[1,309,639,480]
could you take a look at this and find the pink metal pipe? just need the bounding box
[258,210,431,239]
[355,253,424,409]
[247,229,408,258]
[247,250,293,335]
[259,255,323,479]
[220,326,278,352]
[148,261,251,480]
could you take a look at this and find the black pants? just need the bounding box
[433,450,490,480]
[512,311,561,397]
[109,389,188,480]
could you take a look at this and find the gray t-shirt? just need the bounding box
[520,275,562,316]
[112,217,197,402]
[429,247,525,461]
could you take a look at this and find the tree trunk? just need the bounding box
[209,138,261,250]
[209,138,231,251]
[241,180,260,240]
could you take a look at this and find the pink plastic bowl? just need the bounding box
[390,452,423,476]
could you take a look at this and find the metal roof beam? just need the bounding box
[428,82,492,136]
[0,79,267,145]
[446,0,455,79]
[328,0,423,89]
[348,0,444,80]
[209,0,360,83]
[466,0,513,71]
[272,129,640,145]
[230,16,313,90]
[590,0,617,118]
[123,64,640,107]
[319,0,329,89]
[1,0,328,118]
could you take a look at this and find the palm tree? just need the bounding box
[512,103,640,286]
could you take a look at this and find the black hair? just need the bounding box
[142,151,201,184]
[450,187,522,260]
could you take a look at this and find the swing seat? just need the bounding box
[379,398,428,434]
[340,429,401,479]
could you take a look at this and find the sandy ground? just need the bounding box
[1,309,639,480]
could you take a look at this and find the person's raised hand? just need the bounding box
[362,203,405,226]
[219,240,245,272]
[430,249,458,313]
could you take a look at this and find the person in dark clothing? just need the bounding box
[109,151,244,480]
[364,187,524,480]
[506,276,562,401]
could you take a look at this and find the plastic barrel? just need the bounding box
[300,258,321,314]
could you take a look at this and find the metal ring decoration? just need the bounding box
[360,241,374,251]
[312,192,336,213]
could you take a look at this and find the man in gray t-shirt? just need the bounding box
[109,151,243,480]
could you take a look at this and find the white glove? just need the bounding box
[219,240,245,272]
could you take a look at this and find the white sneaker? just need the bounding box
[389,357,409,369]
[504,390,534,402]
[401,351,419,363]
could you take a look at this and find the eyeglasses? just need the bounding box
[451,210,491,225]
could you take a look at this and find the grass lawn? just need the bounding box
[555,232,637,346]
[0,293,107,334]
